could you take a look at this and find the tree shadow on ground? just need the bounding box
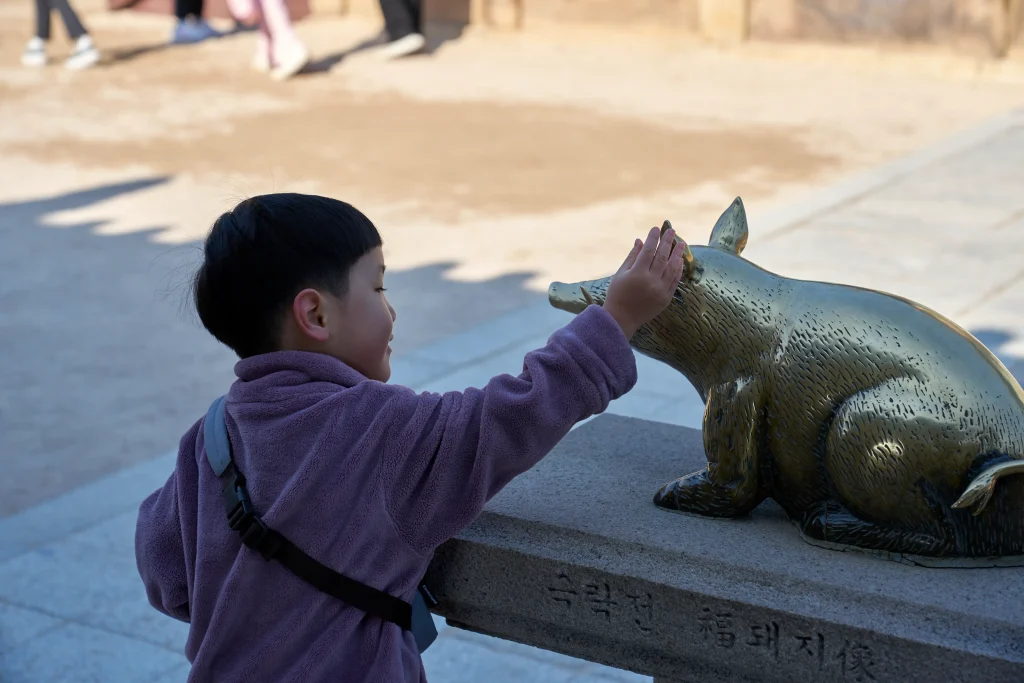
[0,177,539,518]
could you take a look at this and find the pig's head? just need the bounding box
[548,197,754,393]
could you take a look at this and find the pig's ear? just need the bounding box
[708,197,749,255]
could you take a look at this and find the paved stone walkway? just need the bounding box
[1,111,1022,682]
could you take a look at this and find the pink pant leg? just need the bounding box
[256,0,303,60]
[225,0,256,21]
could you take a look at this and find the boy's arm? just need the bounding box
[382,304,637,555]
[135,422,198,623]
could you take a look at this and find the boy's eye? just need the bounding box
[377,287,387,293]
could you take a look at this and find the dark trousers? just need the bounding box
[34,0,87,40]
[379,0,421,40]
[175,0,204,20]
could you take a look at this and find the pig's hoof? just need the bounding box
[654,469,763,518]
[801,509,828,542]
[653,473,711,515]
[653,479,685,510]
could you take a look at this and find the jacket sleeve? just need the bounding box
[382,304,637,555]
[134,422,199,623]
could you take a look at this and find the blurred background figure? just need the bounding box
[21,0,100,69]
[227,0,309,79]
[171,0,221,43]
[378,0,424,58]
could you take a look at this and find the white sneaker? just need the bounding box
[270,44,309,81]
[65,35,100,70]
[21,37,47,67]
[378,32,425,60]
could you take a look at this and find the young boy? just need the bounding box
[135,193,686,681]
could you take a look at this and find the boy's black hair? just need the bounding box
[193,193,382,359]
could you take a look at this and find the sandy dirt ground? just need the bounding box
[3,0,1024,289]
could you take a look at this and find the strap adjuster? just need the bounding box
[221,469,282,560]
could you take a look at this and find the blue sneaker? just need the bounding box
[170,17,222,45]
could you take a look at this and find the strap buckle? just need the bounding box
[222,469,281,560]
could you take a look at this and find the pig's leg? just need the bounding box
[799,501,953,557]
[799,380,963,557]
[654,378,765,517]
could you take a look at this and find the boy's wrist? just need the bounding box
[601,303,638,341]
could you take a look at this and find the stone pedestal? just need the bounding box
[425,415,1024,682]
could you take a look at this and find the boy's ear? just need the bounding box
[708,197,749,256]
[292,289,330,342]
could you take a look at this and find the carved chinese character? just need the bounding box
[625,591,654,633]
[584,582,618,621]
[836,641,877,681]
[794,632,826,670]
[548,573,577,609]
[698,607,715,638]
[697,607,735,648]
[746,621,779,659]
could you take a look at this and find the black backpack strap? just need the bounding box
[202,397,418,632]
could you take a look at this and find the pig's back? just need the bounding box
[773,278,1024,417]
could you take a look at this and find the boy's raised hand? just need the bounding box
[603,223,687,340]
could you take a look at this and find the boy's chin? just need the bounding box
[376,358,392,383]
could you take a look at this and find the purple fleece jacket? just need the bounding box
[135,304,637,682]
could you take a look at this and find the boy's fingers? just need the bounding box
[653,228,675,271]
[664,238,687,287]
[618,238,643,273]
[635,226,661,270]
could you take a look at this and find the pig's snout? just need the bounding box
[548,281,588,314]
[548,278,608,314]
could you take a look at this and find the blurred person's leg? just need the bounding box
[51,0,87,39]
[23,0,98,69]
[35,0,52,40]
[377,0,424,58]
[22,0,50,66]
[53,0,100,69]
[226,0,269,69]
[172,0,221,44]
[175,0,202,20]
[259,0,308,79]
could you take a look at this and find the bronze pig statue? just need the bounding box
[549,198,1024,564]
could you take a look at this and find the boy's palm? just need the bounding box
[604,223,687,339]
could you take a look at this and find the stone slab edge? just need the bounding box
[0,451,176,563]
[755,107,1024,240]
[426,527,1023,683]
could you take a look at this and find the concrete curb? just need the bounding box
[0,452,176,563]
[756,107,1024,239]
